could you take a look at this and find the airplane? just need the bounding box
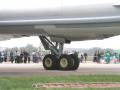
[0,0,120,70]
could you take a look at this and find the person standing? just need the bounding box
[32,51,40,63]
[1,51,4,63]
[32,51,36,63]
[93,52,98,63]
[105,51,110,64]
[10,51,14,63]
[28,52,31,63]
[23,51,29,63]
[15,51,20,63]
[20,52,24,63]
[4,51,7,62]
[81,54,84,63]
[84,53,88,63]
[0,51,2,63]
[119,54,120,63]
[97,51,101,63]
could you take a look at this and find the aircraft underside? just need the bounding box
[0,0,120,70]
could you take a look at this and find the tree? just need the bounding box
[24,44,37,54]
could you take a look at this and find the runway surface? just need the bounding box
[0,63,120,76]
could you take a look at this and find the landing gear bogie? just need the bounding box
[42,54,80,70]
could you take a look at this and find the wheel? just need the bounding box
[70,54,80,70]
[58,54,74,70]
[43,54,57,70]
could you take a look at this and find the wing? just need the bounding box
[0,0,120,41]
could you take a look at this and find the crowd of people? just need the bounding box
[1,48,120,64]
[93,50,120,64]
[0,50,42,63]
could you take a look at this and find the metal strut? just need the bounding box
[39,36,64,57]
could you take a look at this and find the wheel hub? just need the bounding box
[60,58,68,68]
[44,58,52,68]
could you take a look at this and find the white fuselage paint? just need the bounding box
[0,0,120,41]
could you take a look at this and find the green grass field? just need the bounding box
[1,75,120,90]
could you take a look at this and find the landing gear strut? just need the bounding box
[39,36,80,70]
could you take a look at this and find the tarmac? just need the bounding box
[0,62,120,76]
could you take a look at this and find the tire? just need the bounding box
[70,54,80,70]
[58,54,74,70]
[43,54,57,70]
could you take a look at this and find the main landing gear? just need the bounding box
[39,36,80,70]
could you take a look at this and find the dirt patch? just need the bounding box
[32,82,120,89]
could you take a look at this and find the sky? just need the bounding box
[0,35,120,50]
[65,35,120,49]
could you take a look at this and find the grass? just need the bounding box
[48,89,120,90]
[0,75,120,90]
